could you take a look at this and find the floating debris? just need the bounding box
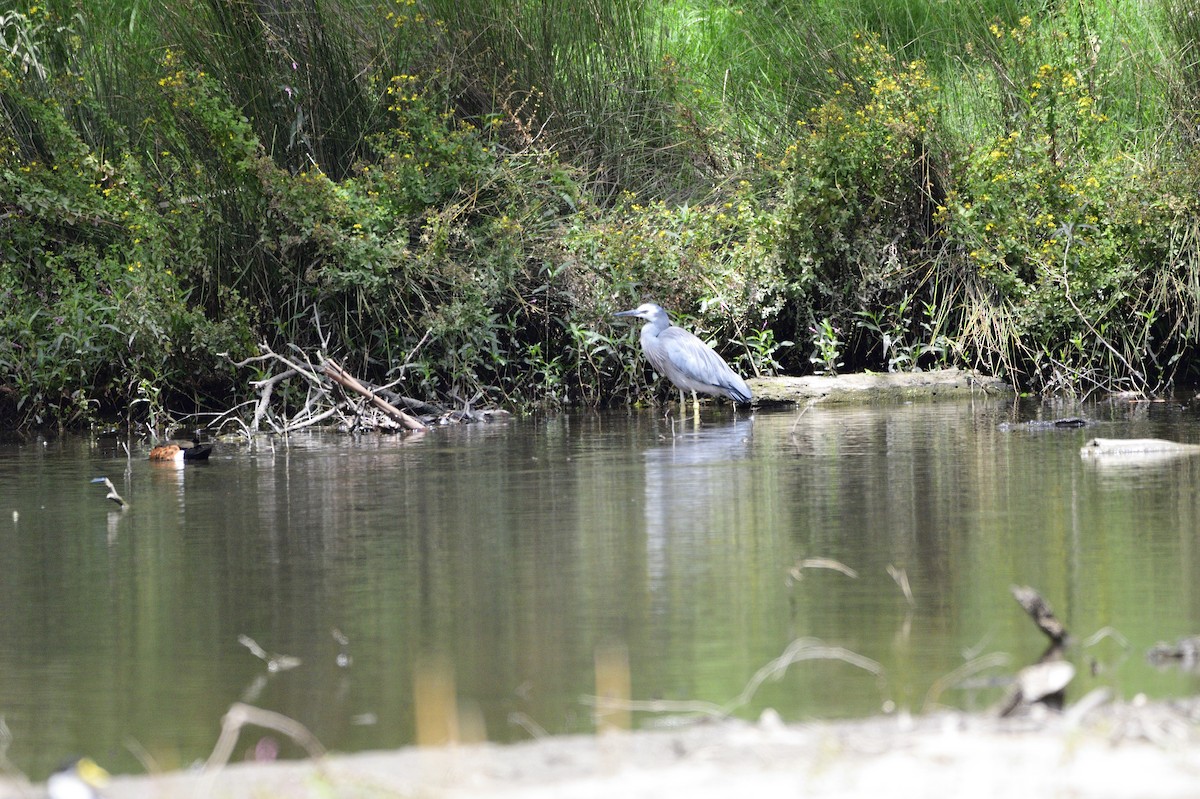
[1147,636,1200,670]
[1081,438,1200,458]
[333,627,352,668]
[238,634,302,673]
[90,477,128,509]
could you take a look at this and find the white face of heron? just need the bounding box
[614,302,670,329]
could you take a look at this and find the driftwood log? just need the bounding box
[1080,438,1200,457]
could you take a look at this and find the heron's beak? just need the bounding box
[613,309,638,318]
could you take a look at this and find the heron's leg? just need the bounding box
[691,390,700,425]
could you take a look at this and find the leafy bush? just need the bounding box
[770,36,943,369]
[0,57,254,426]
[934,12,1200,393]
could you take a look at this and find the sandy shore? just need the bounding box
[10,694,1200,799]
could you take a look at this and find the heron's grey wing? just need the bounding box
[657,328,751,401]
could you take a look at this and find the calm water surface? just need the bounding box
[5,398,1200,778]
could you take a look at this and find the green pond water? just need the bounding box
[4,398,1200,779]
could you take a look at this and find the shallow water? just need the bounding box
[5,398,1200,778]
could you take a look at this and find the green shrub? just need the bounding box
[0,52,256,427]
[934,12,1199,393]
[770,36,943,370]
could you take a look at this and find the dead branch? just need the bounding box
[203,702,325,773]
[1011,585,1068,644]
[250,368,297,431]
[322,358,427,430]
[227,323,446,432]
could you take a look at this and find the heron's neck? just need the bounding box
[643,319,670,337]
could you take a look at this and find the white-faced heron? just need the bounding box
[614,302,752,407]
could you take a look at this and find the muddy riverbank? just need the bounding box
[748,367,1013,404]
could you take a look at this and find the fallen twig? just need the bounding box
[238,634,302,673]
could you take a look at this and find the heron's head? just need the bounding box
[613,302,669,325]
